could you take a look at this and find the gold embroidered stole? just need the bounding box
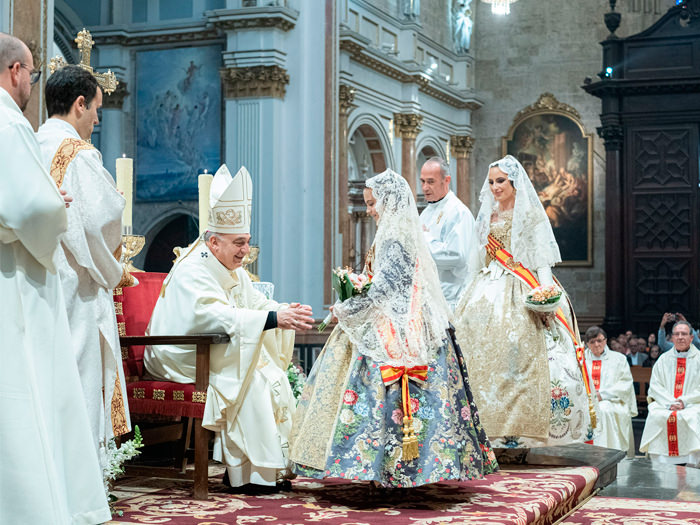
[50,138,94,188]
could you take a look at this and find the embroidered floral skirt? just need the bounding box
[288,328,498,488]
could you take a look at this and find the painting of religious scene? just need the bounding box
[504,107,593,265]
[136,45,222,201]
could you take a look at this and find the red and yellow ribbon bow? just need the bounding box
[380,365,428,461]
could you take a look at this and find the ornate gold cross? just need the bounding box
[49,28,118,94]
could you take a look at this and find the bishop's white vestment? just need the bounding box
[37,118,131,467]
[0,87,110,524]
[640,345,700,465]
[585,346,637,456]
[420,190,476,310]
[145,242,296,486]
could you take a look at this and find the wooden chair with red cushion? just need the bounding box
[114,272,229,500]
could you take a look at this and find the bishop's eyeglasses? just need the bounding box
[8,62,41,85]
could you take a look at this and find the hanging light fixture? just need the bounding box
[481,0,519,15]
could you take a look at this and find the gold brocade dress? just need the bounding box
[453,210,590,448]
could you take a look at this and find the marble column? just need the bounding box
[338,84,356,266]
[450,135,475,208]
[9,0,53,130]
[394,112,423,196]
[100,81,129,174]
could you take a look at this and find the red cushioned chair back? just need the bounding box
[114,272,168,379]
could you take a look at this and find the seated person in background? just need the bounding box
[627,337,648,366]
[647,333,657,350]
[585,327,637,457]
[640,321,700,467]
[610,340,625,354]
[145,165,314,493]
[658,312,700,352]
[644,345,661,368]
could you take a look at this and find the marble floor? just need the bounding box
[599,457,700,501]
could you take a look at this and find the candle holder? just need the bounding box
[242,246,260,282]
[121,234,145,273]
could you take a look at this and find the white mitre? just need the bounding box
[208,164,253,235]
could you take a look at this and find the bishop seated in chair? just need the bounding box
[144,164,314,493]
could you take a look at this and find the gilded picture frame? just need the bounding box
[502,93,594,266]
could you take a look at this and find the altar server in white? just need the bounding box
[641,321,700,466]
[0,33,110,524]
[145,165,314,491]
[37,65,130,467]
[584,326,637,456]
[419,157,476,310]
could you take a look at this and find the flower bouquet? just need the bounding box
[287,362,307,401]
[104,426,144,515]
[524,284,562,313]
[317,267,372,332]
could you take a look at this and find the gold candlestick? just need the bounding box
[121,234,145,273]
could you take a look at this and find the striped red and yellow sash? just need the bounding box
[485,234,594,402]
[380,365,427,461]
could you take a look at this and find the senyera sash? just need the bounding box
[486,234,597,429]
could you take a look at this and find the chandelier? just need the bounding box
[481,0,518,15]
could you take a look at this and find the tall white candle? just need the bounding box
[116,155,133,233]
[198,169,213,235]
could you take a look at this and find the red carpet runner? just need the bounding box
[108,466,597,525]
[563,496,700,524]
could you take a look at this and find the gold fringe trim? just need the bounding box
[401,416,419,461]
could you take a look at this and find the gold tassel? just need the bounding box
[401,416,419,461]
[588,394,597,429]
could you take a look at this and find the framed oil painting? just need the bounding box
[135,45,222,201]
[503,93,594,266]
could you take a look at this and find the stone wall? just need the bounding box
[469,0,674,323]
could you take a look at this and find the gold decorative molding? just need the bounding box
[101,81,129,109]
[221,65,290,99]
[393,113,423,140]
[93,28,220,47]
[512,92,581,123]
[211,16,295,32]
[450,135,475,159]
[339,84,356,115]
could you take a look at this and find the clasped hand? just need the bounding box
[669,400,685,411]
[277,303,314,332]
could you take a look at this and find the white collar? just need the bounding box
[42,117,81,140]
[0,86,22,115]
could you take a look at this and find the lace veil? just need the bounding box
[475,155,561,270]
[334,169,451,368]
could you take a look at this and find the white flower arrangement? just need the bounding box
[104,426,144,515]
[524,284,562,313]
[287,362,307,401]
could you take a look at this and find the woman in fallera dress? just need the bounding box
[289,169,497,487]
[454,155,593,449]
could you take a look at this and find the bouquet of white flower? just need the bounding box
[286,362,307,400]
[317,267,372,332]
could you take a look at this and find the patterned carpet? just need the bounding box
[107,466,598,525]
[562,496,700,524]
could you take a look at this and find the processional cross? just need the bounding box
[49,29,118,94]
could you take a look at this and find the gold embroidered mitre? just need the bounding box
[208,164,253,235]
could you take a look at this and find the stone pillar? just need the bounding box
[338,84,356,266]
[394,112,423,195]
[599,121,624,335]
[450,135,475,207]
[10,0,53,129]
[100,81,129,174]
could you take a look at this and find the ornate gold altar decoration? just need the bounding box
[49,29,118,95]
[121,234,145,273]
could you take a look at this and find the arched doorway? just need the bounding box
[144,214,199,273]
[347,123,388,270]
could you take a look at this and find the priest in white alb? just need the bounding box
[0,33,110,524]
[419,157,477,310]
[584,326,637,456]
[36,64,130,468]
[145,165,314,492]
[640,320,700,467]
